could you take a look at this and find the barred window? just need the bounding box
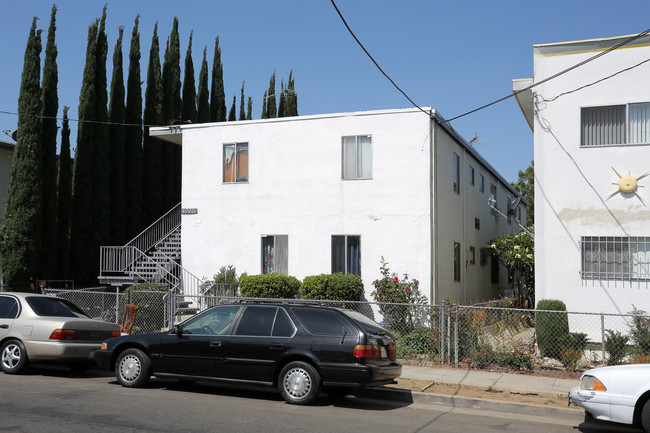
[581,236,650,280]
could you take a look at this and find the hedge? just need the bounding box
[239,274,300,299]
[299,273,363,302]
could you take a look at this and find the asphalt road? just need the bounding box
[0,364,630,433]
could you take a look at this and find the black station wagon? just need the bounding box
[91,302,402,404]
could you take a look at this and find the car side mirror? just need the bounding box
[173,325,183,336]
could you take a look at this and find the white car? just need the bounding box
[0,292,121,373]
[569,364,650,432]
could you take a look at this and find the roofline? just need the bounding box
[0,140,15,152]
[150,107,526,205]
[534,32,650,57]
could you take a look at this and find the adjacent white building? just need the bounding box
[515,33,650,315]
[151,108,525,304]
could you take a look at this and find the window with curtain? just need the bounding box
[581,103,650,146]
[223,142,249,183]
[262,235,288,274]
[453,153,460,194]
[581,236,650,280]
[331,235,361,276]
[342,136,372,179]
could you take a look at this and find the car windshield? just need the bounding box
[26,296,89,318]
[341,310,386,335]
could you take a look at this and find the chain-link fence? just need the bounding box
[42,288,650,378]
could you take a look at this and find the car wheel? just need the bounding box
[0,339,29,374]
[642,399,650,433]
[115,348,151,388]
[278,361,321,405]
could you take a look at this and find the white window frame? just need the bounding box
[262,235,288,275]
[342,135,372,180]
[223,142,249,183]
[581,103,650,147]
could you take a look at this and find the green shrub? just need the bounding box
[400,327,438,356]
[559,332,588,372]
[535,299,569,360]
[628,306,650,356]
[300,273,363,302]
[494,338,536,371]
[605,329,629,365]
[468,345,496,369]
[239,274,300,299]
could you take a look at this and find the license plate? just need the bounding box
[381,346,387,358]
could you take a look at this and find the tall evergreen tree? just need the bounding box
[181,31,197,123]
[228,95,236,121]
[261,91,268,119]
[70,20,99,285]
[277,79,286,118]
[142,23,164,226]
[109,26,126,245]
[56,107,72,279]
[91,6,111,283]
[0,18,43,291]
[196,47,210,123]
[286,70,298,116]
[239,81,246,121]
[40,5,59,279]
[246,96,252,120]
[124,15,143,240]
[161,18,182,213]
[209,36,226,122]
[266,71,277,118]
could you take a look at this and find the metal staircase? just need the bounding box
[98,203,203,298]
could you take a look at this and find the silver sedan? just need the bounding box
[0,292,121,373]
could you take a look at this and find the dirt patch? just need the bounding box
[384,378,580,410]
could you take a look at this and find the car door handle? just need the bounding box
[270,344,284,350]
[0,325,8,329]
[209,341,222,347]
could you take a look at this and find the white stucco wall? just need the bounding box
[533,36,650,315]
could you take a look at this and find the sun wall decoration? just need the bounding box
[608,167,648,204]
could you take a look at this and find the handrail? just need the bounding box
[125,203,181,254]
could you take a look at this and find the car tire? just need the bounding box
[0,339,29,374]
[642,399,650,433]
[278,361,321,405]
[115,348,151,388]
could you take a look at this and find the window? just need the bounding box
[453,242,461,281]
[581,103,650,146]
[342,135,372,179]
[262,235,288,274]
[480,248,488,266]
[490,183,498,214]
[293,308,357,336]
[182,305,241,335]
[581,236,650,280]
[0,296,19,319]
[223,143,248,183]
[469,246,476,265]
[479,174,485,193]
[475,218,480,230]
[468,165,475,186]
[332,235,361,276]
[234,306,278,336]
[491,256,500,283]
[453,153,460,194]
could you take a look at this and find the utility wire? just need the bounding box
[330,0,431,118]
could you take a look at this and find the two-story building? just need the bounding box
[514,33,650,315]
[150,107,525,304]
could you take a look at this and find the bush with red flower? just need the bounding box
[371,257,427,333]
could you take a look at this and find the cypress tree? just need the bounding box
[277,79,286,118]
[228,95,236,121]
[246,96,252,120]
[56,107,72,279]
[286,70,298,116]
[142,23,164,226]
[109,26,126,245]
[90,6,111,283]
[40,5,59,279]
[181,31,197,123]
[239,81,246,121]
[266,71,277,118]
[0,18,43,291]
[261,91,268,119]
[196,47,210,123]
[124,15,143,240]
[70,20,99,285]
[161,18,182,213]
[209,36,226,122]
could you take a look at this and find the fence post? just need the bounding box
[114,287,120,325]
[601,313,606,366]
[454,305,459,367]
[440,300,446,364]
[169,291,175,329]
[447,307,451,364]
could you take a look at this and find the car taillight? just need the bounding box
[353,345,381,358]
[387,345,396,359]
[49,329,77,340]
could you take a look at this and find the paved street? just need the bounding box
[0,365,596,433]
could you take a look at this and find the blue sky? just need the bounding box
[1,0,648,183]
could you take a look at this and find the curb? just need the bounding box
[352,387,584,423]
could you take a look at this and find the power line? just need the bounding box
[0,109,159,129]
[330,0,432,118]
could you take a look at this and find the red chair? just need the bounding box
[121,304,139,335]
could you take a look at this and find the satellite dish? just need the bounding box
[11,130,17,141]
